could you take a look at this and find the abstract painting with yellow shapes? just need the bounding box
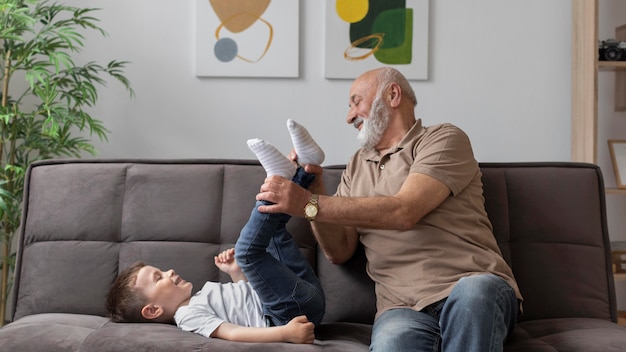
[324,0,430,80]
[195,0,299,77]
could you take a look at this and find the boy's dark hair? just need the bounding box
[106,261,150,323]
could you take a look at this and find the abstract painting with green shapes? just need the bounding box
[325,0,429,80]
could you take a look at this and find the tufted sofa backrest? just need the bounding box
[480,163,615,323]
[11,160,616,325]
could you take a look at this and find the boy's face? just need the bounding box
[135,265,193,319]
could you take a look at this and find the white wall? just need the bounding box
[57,0,626,308]
[64,0,572,166]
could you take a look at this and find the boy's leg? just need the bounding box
[253,125,323,284]
[234,169,325,326]
[237,139,325,326]
[286,119,324,166]
[265,167,316,279]
[247,138,296,179]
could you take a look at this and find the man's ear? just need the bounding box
[141,303,163,320]
[388,83,401,107]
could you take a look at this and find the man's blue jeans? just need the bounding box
[234,167,325,327]
[370,274,519,352]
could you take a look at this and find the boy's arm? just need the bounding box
[214,248,247,282]
[211,315,315,344]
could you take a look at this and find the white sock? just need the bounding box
[247,139,296,179]
[287,119,325,165]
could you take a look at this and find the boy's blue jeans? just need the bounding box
[234,167,325,327]
[370,274,519,352]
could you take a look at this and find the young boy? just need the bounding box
[106,120,326,344]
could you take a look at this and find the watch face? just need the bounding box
[305,204,318,217]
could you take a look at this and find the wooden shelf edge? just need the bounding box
[606,188,626,195]
[571,0,598,163]
[598,61,626,70]
[619,310,626,327]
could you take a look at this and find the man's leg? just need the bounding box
[370,308,442,352]
[440,274,519,352]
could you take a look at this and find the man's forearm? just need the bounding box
[310,220,358,265]
[307,195,407,264]
[314,194,409,230]
[311,172,451,231]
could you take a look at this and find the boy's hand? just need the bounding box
[214,248,247,282]
[283,315,315,344]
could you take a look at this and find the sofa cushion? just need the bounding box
[480,163,616,323]
[504,318,626,351]
[79,320,371,352]
[0,313,108,352]
[318,245,376,324]
[15,241,118,318]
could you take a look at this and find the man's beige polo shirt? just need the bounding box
[335,119,522,318]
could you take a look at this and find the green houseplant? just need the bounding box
[0,0,133,325]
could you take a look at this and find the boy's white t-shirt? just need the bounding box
[174,280,266,338]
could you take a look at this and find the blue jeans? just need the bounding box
[370,274,519,352]
[234,167,325,327]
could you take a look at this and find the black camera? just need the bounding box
[599,39,626,61]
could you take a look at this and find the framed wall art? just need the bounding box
[194,0,299,78]
[609,139,626,189]
[324,0,430,80]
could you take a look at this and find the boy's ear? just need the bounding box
[141,304,163,320]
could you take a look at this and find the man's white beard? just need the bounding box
[357,94,391,151]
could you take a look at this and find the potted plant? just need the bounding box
[0,0,133,325]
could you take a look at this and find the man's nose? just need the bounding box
[347,111,357,125]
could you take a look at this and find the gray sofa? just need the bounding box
[1,159,626,352]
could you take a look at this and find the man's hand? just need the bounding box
[214,248,247,282]
[256,176,310,216]
[283,315,315,344]
[256,150,327,216]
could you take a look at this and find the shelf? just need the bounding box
[615,273,626,281]
[598,61,626,71]
[606,188,626,195]
[572,0,626,161]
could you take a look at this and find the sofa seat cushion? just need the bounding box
[81,321,213,352]
[505,318,626,351]
[0,313,108,352]
[315,322,371,347]
[77,320,372,352]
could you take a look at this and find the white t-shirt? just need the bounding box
[174,280,266,338]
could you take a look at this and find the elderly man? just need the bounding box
[256,67,522,352]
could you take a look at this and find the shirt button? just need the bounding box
[380,164,385,170]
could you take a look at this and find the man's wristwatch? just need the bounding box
[304,194,319,221]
